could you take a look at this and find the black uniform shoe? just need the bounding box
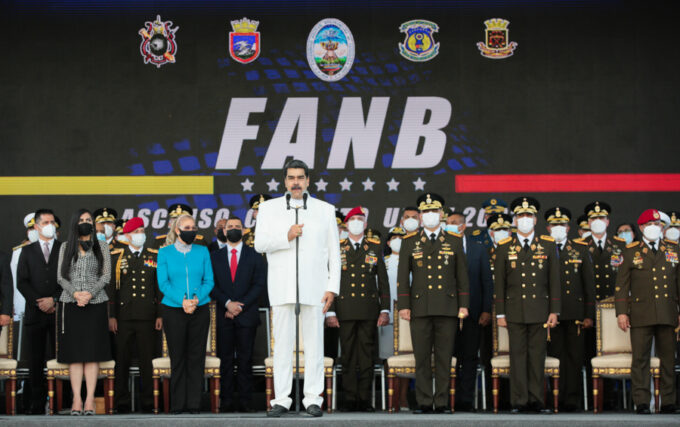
[413,405,433,414]
[236,403,254,413]
[636,403,651,414]
[220,402,234,413]
[305,404,323,417]
[360,402,376,413]
[340,401,357,412]
[267,404,289,417]
[434,406,452,414]
[660,404,680,414]
[116,405,131,414]
[455,401,476,412]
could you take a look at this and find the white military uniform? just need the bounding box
[254,194,341,409]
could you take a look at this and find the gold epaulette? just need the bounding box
[572,239,588,246]
[339,238,348,245]
[498,237,512,245]
[613,235,626,243]
[540,235,555,242]
[155,235,167,240]
[446,230,462,237]
[147,248,158,253]
[110,248,124,255]
[664,239,678,246]
[114,249,124,290]
[367,237,381,245]
[118,240,129,246]
[627,241,641,248]
[12,241,30,251]
[243,228,252,235]
[196,234,204,240]
[472,229,481,236]
[403,231,418,239]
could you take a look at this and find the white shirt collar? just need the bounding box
[425,226,442,240]
[39,238,55,250]
[218,240,228,249]
[593,233,607,247]
[642,236,660,249]
[227,240,243,254]
[518,232,535,246]
[349,235,364,247]
[130,245,144,256]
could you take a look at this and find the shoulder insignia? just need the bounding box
[540,235,555,242]
[403,231,418,239]
[147,248,159,253]
[663,239,677,246]
[339,238,348,244]
[243,228,251,236]
[110,249,124,255]
[499,236,512,245]
[118,240,129,246]
[195,234,204,240]
[367,237,381,245]
[613,235,625,243]
[446,230,462,237]
[572,239,588,246]
[155,235,167,240]
[626,241,641,248]
[13,241,30,251]
[472,229,481,236]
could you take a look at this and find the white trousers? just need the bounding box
[271,303,324,409]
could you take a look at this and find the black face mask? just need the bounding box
[216,228,227,243]
[226,228,242,243]
[77,222,93,236]
[79,240,93,251]
[179,230,197,245]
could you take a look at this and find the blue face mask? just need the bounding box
[445,224,460,234]
[618,231,633,245]
[96,232,107,241]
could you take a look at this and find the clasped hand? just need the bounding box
[183,297,199,314]
[73,291,92,307]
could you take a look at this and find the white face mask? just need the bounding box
[665,227,680,242]
[493,229,510,244]
[403,217,419,232]
[590,218,607,234]
[339,230,349,240]
[347,219,365,236]
[130,233,147,248]
[104,224,114,238]
[117,234,129,243]
[517,217,534,234]
[550,225,567,243]
[422,212,441,229]
[39,224,56,239]
[389,238,402,253]
[643,224,662,241]
[28,229,40,242]
[581,231,591,239]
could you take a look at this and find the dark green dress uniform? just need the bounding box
[397,228,470,409]
[494,233,560,409]
[544,206,596,410]
[615,236,680,408]
[109,246,161,411]
[242,227,255,248]
[330,235,390,408]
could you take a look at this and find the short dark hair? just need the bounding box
[283,159,309,179]
[227,214,243,225]
[403,206,419,213]
[34,208,55,224]
[449,212,465,221]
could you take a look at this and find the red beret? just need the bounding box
[637,209,661,225]
[344,206,366,223]
[122,217,145,233]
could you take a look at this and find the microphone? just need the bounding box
[302,192,308,210]
[285,192,292,210]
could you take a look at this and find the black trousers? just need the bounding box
[455,315,481,406]
[162,304,210,412]
[339,319,376,404]
[24,314,56,412]
[114,319,157,409]
[507,322,546,408]
[217,319,256,406]
[548,321,584,408]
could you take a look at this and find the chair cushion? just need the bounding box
[264,354,334,369]
[491,355,559,370]
[591,354,660,369]
[152,356,220,370]
[0,326,9,357]
[387,354,457,368]
[46,359,115,370]
[0,358,18,370]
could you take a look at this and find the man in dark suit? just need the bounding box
[211,214,266,413]
[446,212,493,412]
[16,209,62,414]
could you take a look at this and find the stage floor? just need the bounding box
[1,412,679,426]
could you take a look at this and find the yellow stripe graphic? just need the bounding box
[0,176,214,195]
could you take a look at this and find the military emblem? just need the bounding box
[398,19,440,62]
[307,18,355,82]
[229,17,260,64]
[477,18,517,59]
[139,15,178,68]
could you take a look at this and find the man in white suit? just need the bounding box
[254,159,340,417]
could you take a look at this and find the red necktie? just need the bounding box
[230,248,238,282]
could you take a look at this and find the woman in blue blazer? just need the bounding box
[157,214,214,414]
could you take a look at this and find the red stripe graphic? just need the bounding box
[455,174,680,193]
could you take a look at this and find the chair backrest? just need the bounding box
[393,300,413,355]
[268,306,304,357]
[162,301,217,357]
[596,297,631,355]
[491,307,509,356]
[0,321,13,358]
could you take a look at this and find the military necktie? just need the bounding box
[523,238,530,251]
[354,242,360,251]
[650,241,657,254]
[557,243,563,252]
[597,240,603,253]
[430,233,437,243]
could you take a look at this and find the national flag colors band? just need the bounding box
[0,176,214,195]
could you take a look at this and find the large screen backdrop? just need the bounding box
[1,0,679,249]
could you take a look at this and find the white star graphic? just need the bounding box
[386,178,400,192]
[240,178,254,192]
[413,177,426,191]
[339,177,353,191]
[266,178,280,192]
[315,178,328,192]
[362,177,375,191]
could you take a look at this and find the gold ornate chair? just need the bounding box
[490,309,560,413]
[263,310,335,413]
[386,301,457,413]
[152,301,221,414]
[591,297,660,413]
[0,322,17,415]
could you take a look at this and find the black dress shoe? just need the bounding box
[340,401,357,412]
[660,404,680,414]
[188,409,201,414]
[455,401,476,412]
[510,407,521,414]
[220,402,234,413]
[434,406,452,414]
[267,404,288,417]
[172,410,184,415]
[413,405,433,414]
[306,404,323,417]
[116,405,131,414]
[636,403,651,414]
[236,403,254,413]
